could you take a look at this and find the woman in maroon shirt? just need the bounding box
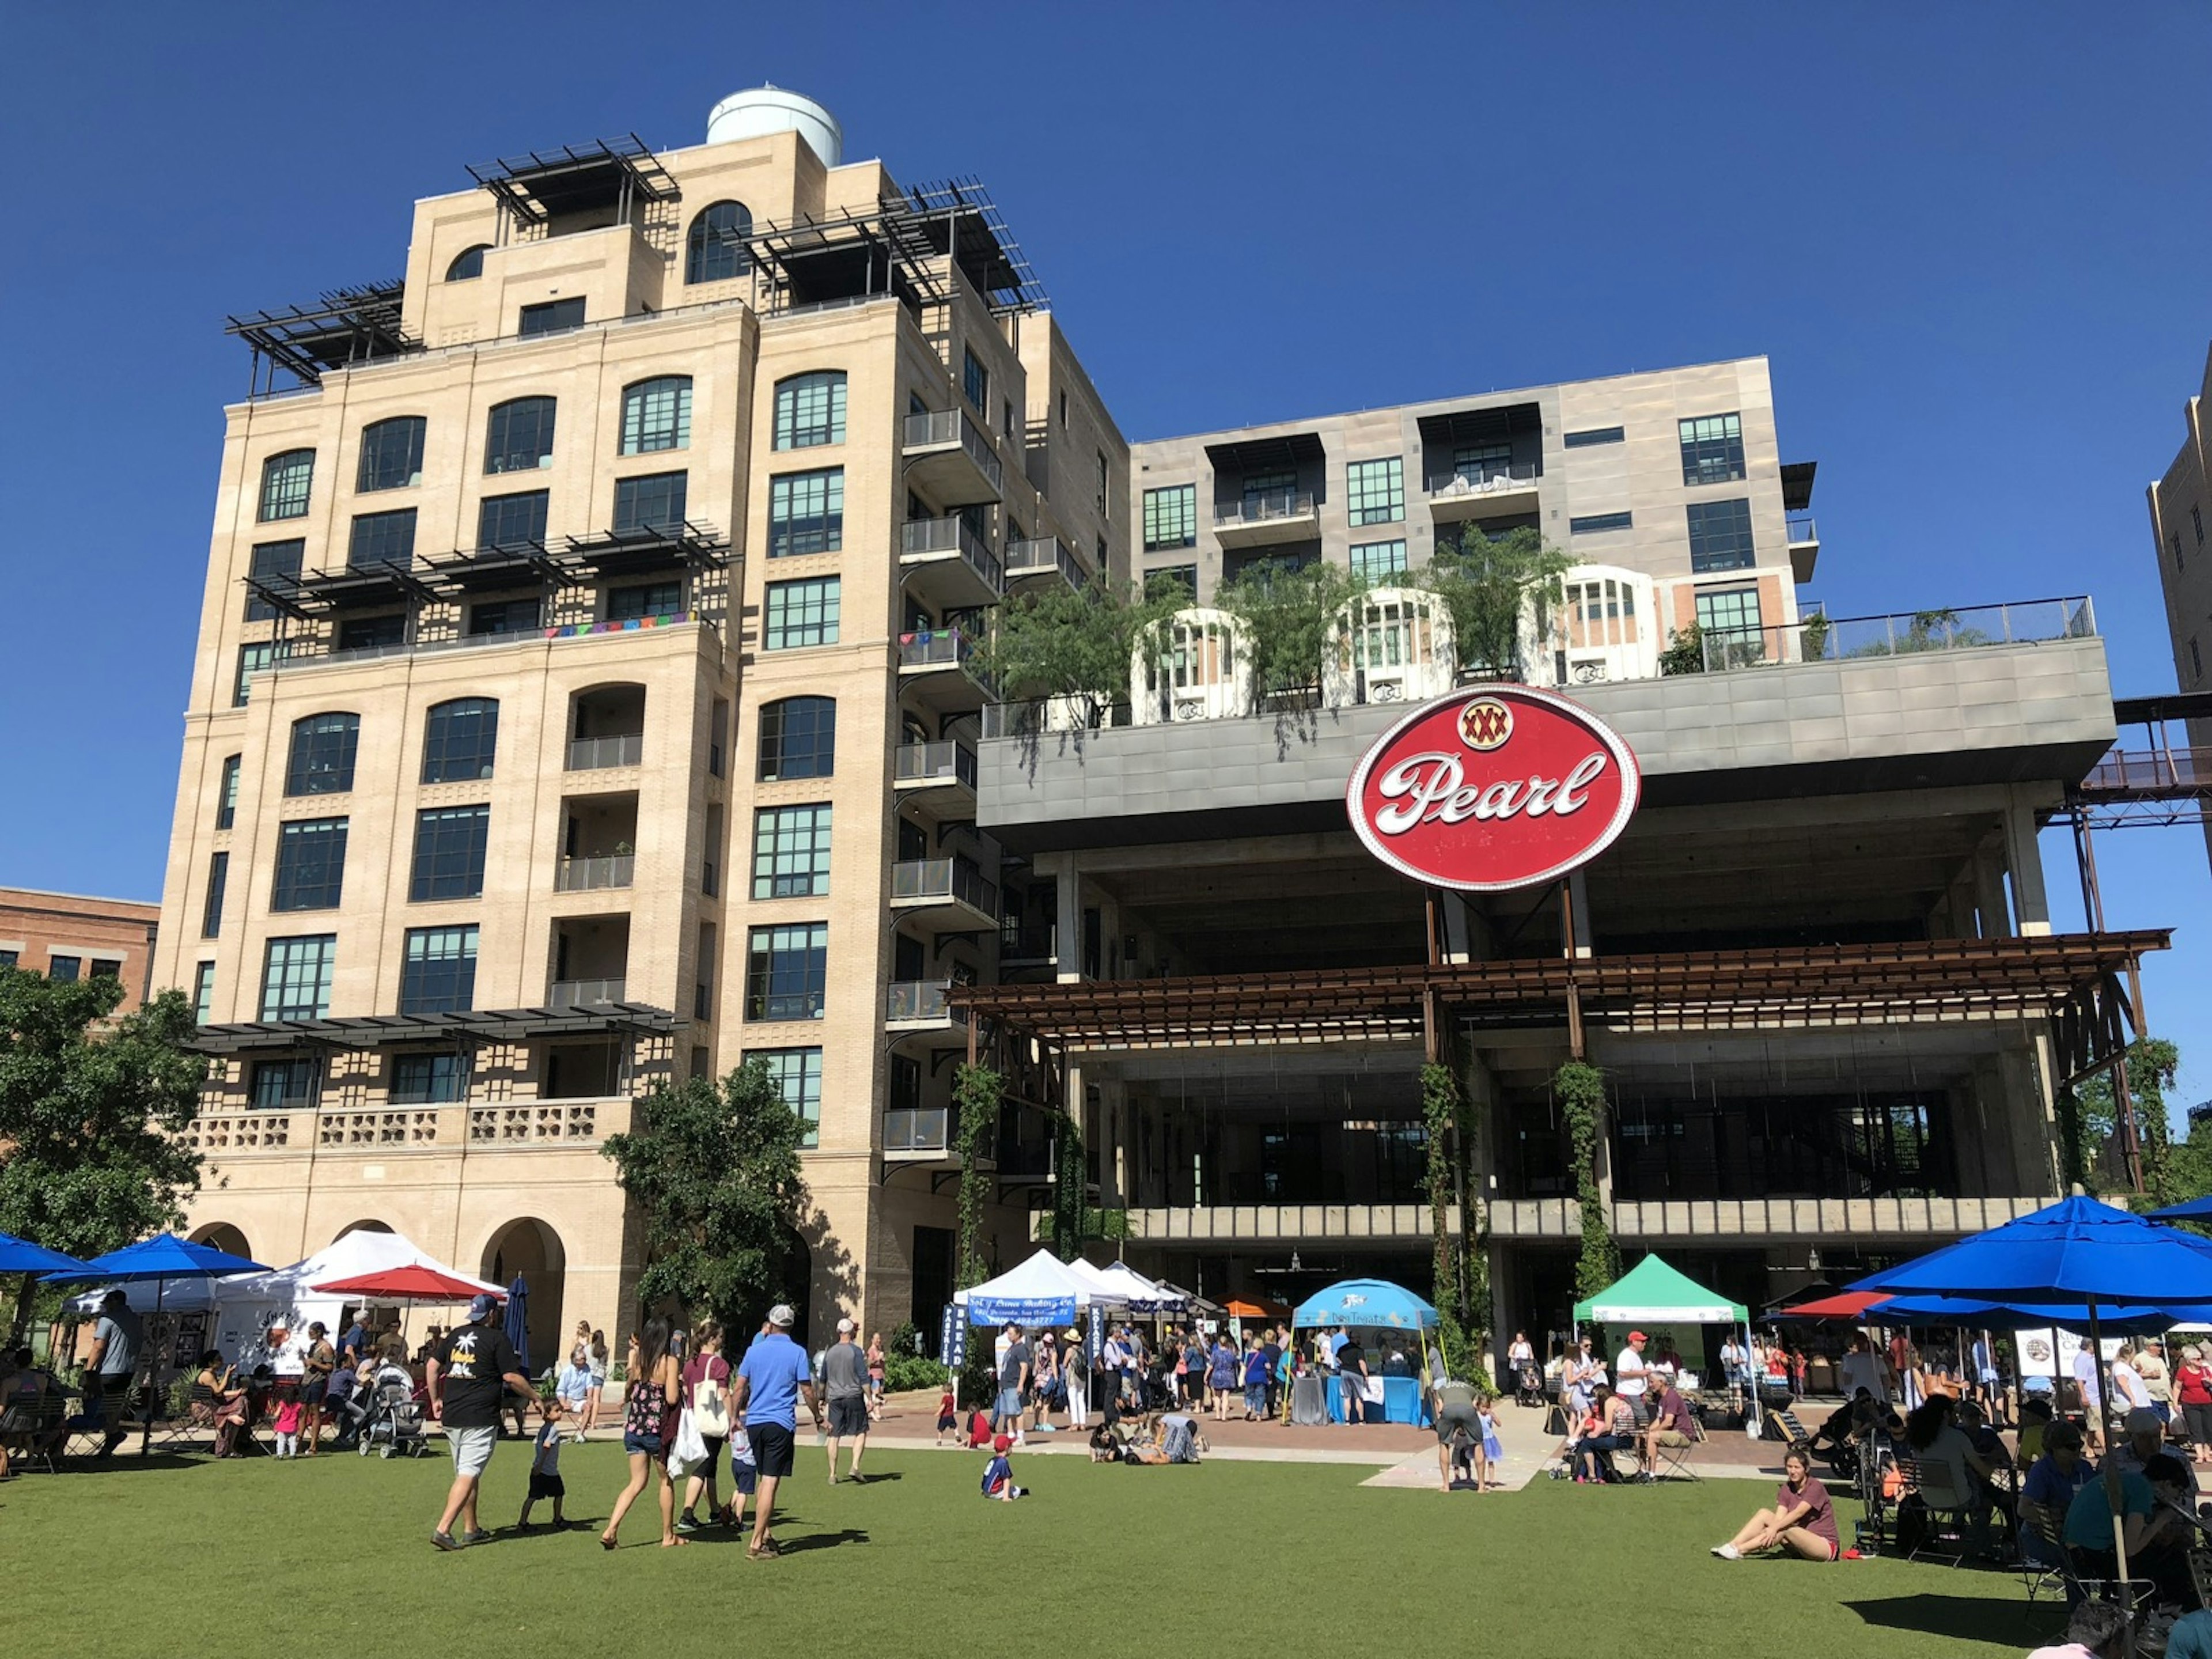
[1711,1446,1840,1560]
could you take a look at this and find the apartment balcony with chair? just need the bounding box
[892,739,978,819]
[899,516,1005,609]
[1004,536,1085,592]
[1418,402,1544,524]
[897,628,993,713]
[890,856,999,932]
[1424,460,1542,522]
[884,1107,953,1157]
[886,980,968,1046]
[902,408,1004,505]
[1214,486,1319,547]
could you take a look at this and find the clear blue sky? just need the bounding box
[3,5,2209,1100]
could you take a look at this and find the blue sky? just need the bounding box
[3,4,2209,1099]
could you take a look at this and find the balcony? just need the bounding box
[1684,596,2096,675]
[1004,536,1085,593]
[902,408,1003,506]
[1787,512,1820,584]
[899,517,1005,610]
[897,628,992,713]
[566,733,642,770]
[999,919,1056,967]
[886,981,967,1050]
[890,857,999,933]
[547,978,626,1007]
[884,1107,951,1156]
[1214,488,1319,548]
[555,854,635,892]
[892,740,978,820]
[1425,461,1541,523]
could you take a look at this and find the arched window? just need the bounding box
[421,698,499,783]
[620,376,692,456]
[685,201,751,284]
[484,396,558,474]
[357,416,427,492]
[773,371,847,450]
[445,244,489,282]
[757,696,835,781]
[286,713,361,796]
[257,449,315,521]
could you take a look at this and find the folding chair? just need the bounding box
[1896,1455,1985,1566]
[1,1389,71,1475]
[1652,1422,1704,1481]
[1767,1405,1814,1445]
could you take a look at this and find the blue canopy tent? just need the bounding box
[2150,1197,2212,1222]
[1293,1279,1438,1425]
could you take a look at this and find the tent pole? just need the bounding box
[2092,1303,2137,1659]
[141,1277,165,1457]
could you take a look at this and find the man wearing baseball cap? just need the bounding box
[821,1316,871,1485]
[1615,1331,1649,1402]
[425,1292,532,1551]
[732,1302,821,1559]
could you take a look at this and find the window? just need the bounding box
[271,818,349,911]
[1145,565,1198,601]
[337,613,406,653]
[202,852,228,938]
[1143,485,1197,551]
[1350,539,1408,582]
[357,416,426,492]
[399,926,478,1016]
[89,958,123,984]
[745,923,828,1021]
[0,950,14,968]
[250,1057,319,1109]
[244,539,304,621]
[1452,443,1513,486]
[1241,468,1297,514]
[1694,586,1763,635]
[774,372,846,450]
[1346,457,1405,526]
[1563,426,1625,448]
[235,641,286,706]
[349,508,418,570]
[620,376,692,455]
[2194,637,2204,684]
[1004,398,1017,439]
[192,962,215,1025]
[753,804,834,899]
[410,806,490,902]
[2195,505,2205,547]
[445,244,488,282]
[757,696,835,780]
[753,1048,822,1147]
[613,471,687,534]
[391,1051,469,1103]
[767,468,843,556]
[47,955,79,983]
[1059,391,1068,430]
[764,577,840,649]
[467,597,540,636]
[477,490,549,551]
[283,713,358,797]
[962,346,988,411]
[685,201,751,283]
[608,581,682,622]
[2172,531,2185,572]
[1097,452,1111,516]
[257,449,315,521]
[1569,511,1633,534]
[1678,412,1746,486]
[216,755,241,830]
[422,699,498,783]
[484,396,557,474]
[519,297,586,336]
[260,934,337,1020]
[1687,497,1756,573]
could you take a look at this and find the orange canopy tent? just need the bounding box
[1224,1295,1290,1322]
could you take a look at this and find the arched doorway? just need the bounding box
[190,1222,253,1259]
[333,1219,393,1242]
[482,1218,565,1373]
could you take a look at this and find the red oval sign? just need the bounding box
[1346,686,1640,892]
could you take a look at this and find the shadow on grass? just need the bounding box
[778,1528,870,1553]
[40,1453,215,1474]
[1843,1593,2050,1646]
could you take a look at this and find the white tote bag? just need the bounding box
[693,1369,731,1440]
[669,1406,707,1475]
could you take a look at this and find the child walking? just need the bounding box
[982,1432,1027,1500]
[724,1427,756,1532]
[935,1385,958,1446]
[270,1389,306,1459]
[518,1398,566,1529]
[1474,1397,1505,1493]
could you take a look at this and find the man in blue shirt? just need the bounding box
[732,1302,821,1560]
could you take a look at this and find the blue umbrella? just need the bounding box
[503,1274,531,1376]
[2149,1196,2212,1222]
[1867,1293,2212,1335]
[0,1231,88,1276]
[1291,1278,1438,1331]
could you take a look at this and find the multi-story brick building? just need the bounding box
[0,887,160,1012]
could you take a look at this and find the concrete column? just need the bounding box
[1972,834,2013,938]
[2003,786,2053,936]
[1566,870,1594,959]
[1053,857,1084,982]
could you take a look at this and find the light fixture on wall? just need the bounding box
[1290,1251,1303,1274]
[1806,1246,1823,1275]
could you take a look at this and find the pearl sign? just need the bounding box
[1345,685,1641,892]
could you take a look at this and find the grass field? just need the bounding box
[4,1441,2058,1657]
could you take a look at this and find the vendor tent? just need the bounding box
[1574,1256,1748,1326]
[1098,1262,1183,1312]
[213,1229,502,1360]
[955,1249,1093,1327]
[1293,1278,1438,1331]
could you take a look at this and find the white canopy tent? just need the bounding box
[953,1249,1096,1327]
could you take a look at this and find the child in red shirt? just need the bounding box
[935,1388,958,1445]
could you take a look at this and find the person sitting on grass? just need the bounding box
[2025,1600,2129,1659]
[1089,1421,1124,1463]
[1711,1444,1839,1560]
[983,1431,1027,1499]
[966,1403,993,1449]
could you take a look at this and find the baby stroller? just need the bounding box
[355,1378,430,1459]
[1140,1363,1176,1414]
[1514,1364,1547,1408]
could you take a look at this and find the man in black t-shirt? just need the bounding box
[1337,1336,1369,1425]
[425,1294,531,1551]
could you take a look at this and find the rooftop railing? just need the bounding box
[1686,596,2095,674]
[1425,461,1541,495]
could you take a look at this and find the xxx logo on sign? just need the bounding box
[1346,684,1641,892]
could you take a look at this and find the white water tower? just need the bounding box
[706,86,844,169]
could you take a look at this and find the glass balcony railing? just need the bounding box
[1685,597,2096,674]
[886,980,965,1023]
[897,628,990,685]
[547,978,625,1007]
[893,740,978,789]
[1425,461,1540,497]
[899,517,1005,594]
[1004,536,1085,587]
[566,733,642,770]
[555,854,635,892]
[1215,488,1316,529]
[891,857,998,916]
[885,1107,950,1153]
[901,408,1004,494]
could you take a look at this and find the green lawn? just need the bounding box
[4,1441,2056,1656]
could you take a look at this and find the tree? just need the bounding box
[2075,1037,2188,1208]
[950,1063,1003,1403]
[1416,525,1570,681]
[969,575,1185,726]
[600,1058,809,1336]
[0,970,206,1340]
[1217,557,1354,703]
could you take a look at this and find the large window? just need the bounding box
[421,698,499,783]
[608,581,682,622]
[445,244,488,282]
[250,1057,320,1110]
[357,416,426,492]
[774,372,846,450]
[518,297,585,336]
[1350,539,1408,582]
[257,449,315,521]
[1143,485,1197,552]
[1694,586,1763,635]
[1687,497,1756,573]
[757,696,835,781]
[1679,412,1746,486]
[484,396,557,475]
[271,819,349,911]
[752,1047,822,1148]
[1346,457,1405,526]
[1563,426,1625,449]
[745,923,828,1021]
[467,597,539,637]
[410,806,490,902]
[686,201,751,283]
[260,934,337,1020]
[477,490,549,551]
[764,577,840,649]
[192,963,215,1025]
[1569,511,1633,535]
[767,468,843,556]
[1146,565,1198,601]
[349,508,418,570]
[202,852,228,938]
[236,641,287,706]
[620,376,692,455]
[399,926,478,1016]
[47,956,79,983]
[391,1051,469,1104]
[216,755,241,830]
[962,346,988,412]
[752,804,834,899]
[613,471,687,535]
[244,539,304,621]
[338,613,406,653]
[286,713,360,796]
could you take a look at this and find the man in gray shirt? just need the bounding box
[821,1317,872,1484]
[86,1290,143,1456]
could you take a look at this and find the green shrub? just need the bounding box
[884,1353,950,1393]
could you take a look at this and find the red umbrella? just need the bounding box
[1772,1290,1889,1321]
[312,1265,502,1304]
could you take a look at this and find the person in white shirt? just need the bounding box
[1615,1332,1649,1401]
[2071,1343,2105,1453]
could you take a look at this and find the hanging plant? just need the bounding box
[1554,1060,1619,1301]
[952,1063,1002,1290]
[1051,1109,1088,1260]
[1420,1062,1476,1381]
